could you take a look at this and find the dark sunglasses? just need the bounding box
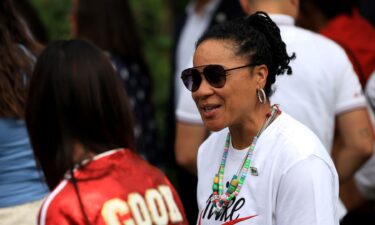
[181,64,256,92]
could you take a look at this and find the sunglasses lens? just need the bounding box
[181,65,227,92]
[204,65,226,88]
[181,68,201,92]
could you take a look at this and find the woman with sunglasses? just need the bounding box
[181,12,339,225]
[26,39,187,225]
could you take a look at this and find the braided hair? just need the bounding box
[196,11,295,97]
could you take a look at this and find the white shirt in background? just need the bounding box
[174,0,220,103]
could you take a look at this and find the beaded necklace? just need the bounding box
[211,105,280,216]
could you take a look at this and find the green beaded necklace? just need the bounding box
[211,105,280,216]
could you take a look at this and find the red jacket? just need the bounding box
[320,8,375,87]
[38,149,188,225]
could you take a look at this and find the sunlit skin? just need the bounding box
[192,39,273,149]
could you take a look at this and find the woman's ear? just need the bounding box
[255,64,268,88]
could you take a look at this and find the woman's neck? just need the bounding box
[229,103,273,149]
[73,142,95,163]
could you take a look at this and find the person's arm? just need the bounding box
[341,125,375,210]
[341,71,375,209]
[340,177,368,211]
[332,108,373,184]
[175,122,208,174]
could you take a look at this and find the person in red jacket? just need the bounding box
[297,0,375,87]
[25,39,188,225]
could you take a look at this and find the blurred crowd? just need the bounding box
[1,0,375,224]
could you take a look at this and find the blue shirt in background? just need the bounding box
[0,118,49,207]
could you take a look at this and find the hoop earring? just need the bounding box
[257,88,267,104]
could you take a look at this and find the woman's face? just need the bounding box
[192,39,263,131]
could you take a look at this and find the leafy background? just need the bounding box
[30,0,189,143]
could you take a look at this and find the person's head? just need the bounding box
[69,0,144,63]
[240,0,300,19]
[181,12,294,131]
[297,0,358,31]
[0,0,42,118]
[12,0,49,44]
[26,39,135,189]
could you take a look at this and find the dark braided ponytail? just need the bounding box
[196,11,295,97]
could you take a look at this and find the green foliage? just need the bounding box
[31,0,71,40]
[129,0,173,137]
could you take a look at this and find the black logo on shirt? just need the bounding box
[201,194,245,222]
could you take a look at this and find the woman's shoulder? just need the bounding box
[263,113,336,175]
[39,150,181,224]
[275,113,321,140]
[271,113,330,158]
[37,180,75,224]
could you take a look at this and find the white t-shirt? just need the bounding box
[197,113,339,225]
[365,70,375,109]
[355,149,375,199]
[268,15,369,211]
[269,14,366,151]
